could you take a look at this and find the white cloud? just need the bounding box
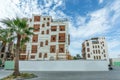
[98,0,103,4]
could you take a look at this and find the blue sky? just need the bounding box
[0,0,120,58]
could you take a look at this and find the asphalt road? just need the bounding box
[26,67,120,80]
[0,67,120,80]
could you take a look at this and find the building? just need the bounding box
[19,14,70,60]
[109,58,120,66]
[82,37,108,60]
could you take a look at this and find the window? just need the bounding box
[45,40,48,45]
[87,48,90,52]
[44,53,47,58]
[104,54,106,57]
[47,18,50,20]
[31,55,35,59]
[42,24,45,27]
[51,26,57,31]
[95,46,97,48]
[50,45,56,53]
[30,18,32,22]
[87,54,90,58]
[59,25,65,31]
[98,45,99,48]
[94,56,96,59]
[19,55,26,60]
[93,50,95,54]
[40,42,43,47]
[33,24,40,32]
[59,33,65,42]
[46,30,49,34]
[98,50,100,54]
[59,44,65,53]
[34,16,40,22]
[99,56,101,59]
[41,31,44,34]
[86,42,89,46]
[96,50,97,54]
[32,34,38,42]
[51,35,56,42]
[31,45,37,53]
[39,53,42,58]
[44,18,46,20]
[20,45,26,53]
[103,49,105,53]
[93,46,94,48]
[47,22,50,26]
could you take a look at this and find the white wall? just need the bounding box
[19,60,108,71]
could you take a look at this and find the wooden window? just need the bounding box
[50,45,56,53]
[87,48,90,52]
[59,25,65,31]
[46,30,49,34]
[32,34,38,42]
[51,35,56,42]
[31,55,35,59]
[44,18,46,20]
[39,53,42,58]
[47,18,50,20]
[33,24,40,32]
[87,54,90,58]
[41,31,44,34]
[34,16,40,22]
[42,24,45,27]
[59,33,65,42]
[31,45,37,53]
[44,53,47,58]
[20,45,26,53]
[45,40,48,45]
[47,22,50,26]
[59,44,65,53]
[40,42,43,47]
[51,26,57,31]
[19,55,26,60]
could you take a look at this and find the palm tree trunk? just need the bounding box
[13,35,21,76]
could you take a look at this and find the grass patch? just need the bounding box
[1,73,37,80]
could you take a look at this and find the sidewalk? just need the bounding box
[0,69,13,79]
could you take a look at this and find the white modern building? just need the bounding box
[19,14,70,60]
[82,37,108,60]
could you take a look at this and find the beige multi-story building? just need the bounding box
[82,37,108,60]
[19,14,70,60]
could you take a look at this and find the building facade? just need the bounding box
[19,14,70,60]
[82,37,108,60]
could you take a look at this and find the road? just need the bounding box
[0,66,120,80]
[26,67,120,80]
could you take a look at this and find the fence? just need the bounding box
[5,60,108,71]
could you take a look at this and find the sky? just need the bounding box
[0,0,120,58]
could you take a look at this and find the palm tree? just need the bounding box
[0,28,15,60]
[0,17,33,77]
